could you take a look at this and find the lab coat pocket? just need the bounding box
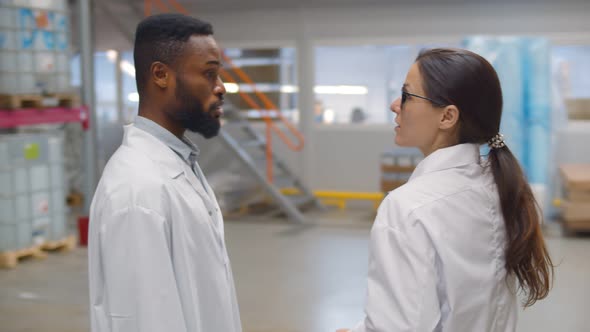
[110,315,136,332]
[183,205,226,263]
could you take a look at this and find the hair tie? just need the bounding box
[488,133,506,149]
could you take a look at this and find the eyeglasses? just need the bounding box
[401,90,444,107]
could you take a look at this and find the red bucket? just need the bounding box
[78,217,89,246]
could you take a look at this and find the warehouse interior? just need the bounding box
[1,0,590,331]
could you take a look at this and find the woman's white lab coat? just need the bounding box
[88,125,242,332]
[352,143,518,332]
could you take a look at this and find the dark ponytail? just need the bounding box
[488,146,553,307]
[416,48,553,307]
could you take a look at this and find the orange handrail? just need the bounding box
[153,0,171,13]
[144,0,151,16]
[168,0,189,14]
[220,69,275,180]
[144,0,305,182]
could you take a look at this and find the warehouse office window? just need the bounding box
[551,45,590,125]
[314,44,457,125]
[120,51,138,124]
[223,47,298,123]
[70,52,119,169]
[94,52,119,169]
[552,45,590,99]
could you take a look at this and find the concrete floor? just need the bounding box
[1,210,589,332]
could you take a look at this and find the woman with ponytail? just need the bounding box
[342,48,553,332]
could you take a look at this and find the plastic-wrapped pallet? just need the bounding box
[0,0,71,95]
[0,132,68,252]
[463,36,527,168]
[463,36,553,217]
[523,38,551,186]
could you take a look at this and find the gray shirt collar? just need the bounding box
[134,116,200,164]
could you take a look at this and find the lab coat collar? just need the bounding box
[181,161,214,206]
[123,124,186,179]
[409,143,482,181]
[124,125,216,207]
[134,115,201,163]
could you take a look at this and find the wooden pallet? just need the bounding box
[561,218,590,236]
[0,93,80,109]
[41,235,77,252]
[0,94,43,109]
[0,245,47,269]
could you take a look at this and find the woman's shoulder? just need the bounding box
[378,168,489,229]
[376,184,428,231]
[382,175,449,214]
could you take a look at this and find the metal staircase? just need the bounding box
[219,108,324,224]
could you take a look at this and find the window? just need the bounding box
[120,51,138,124]
[314,43,458,125]
[223,47,298,122]
[552,45,590,99]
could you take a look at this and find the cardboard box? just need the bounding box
[560,164,590,191]
[381,179,406,192]
[565,99,590,120]
[568,190,590,202]
[562,200,590,222]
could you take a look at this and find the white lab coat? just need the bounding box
[88,125,242,332]
[353,143,518,332]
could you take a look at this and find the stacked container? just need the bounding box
[380,148,422,193]
[0,0,71,95]
[0,132,67,251]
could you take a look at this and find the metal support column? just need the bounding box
[296,11,316,191]
[79,0,98,213]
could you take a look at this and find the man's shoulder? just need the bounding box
[93,145,172,214]
[104,145,165,181]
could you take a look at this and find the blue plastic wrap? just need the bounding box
[463,36,551,186]
[463,36,553,216]
[522,38,551,185]
[464,36,527,169]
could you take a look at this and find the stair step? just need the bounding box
[273,175,295,188]
[289,195,316,208]
[218,126,323,224]
[241,139,266,148]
